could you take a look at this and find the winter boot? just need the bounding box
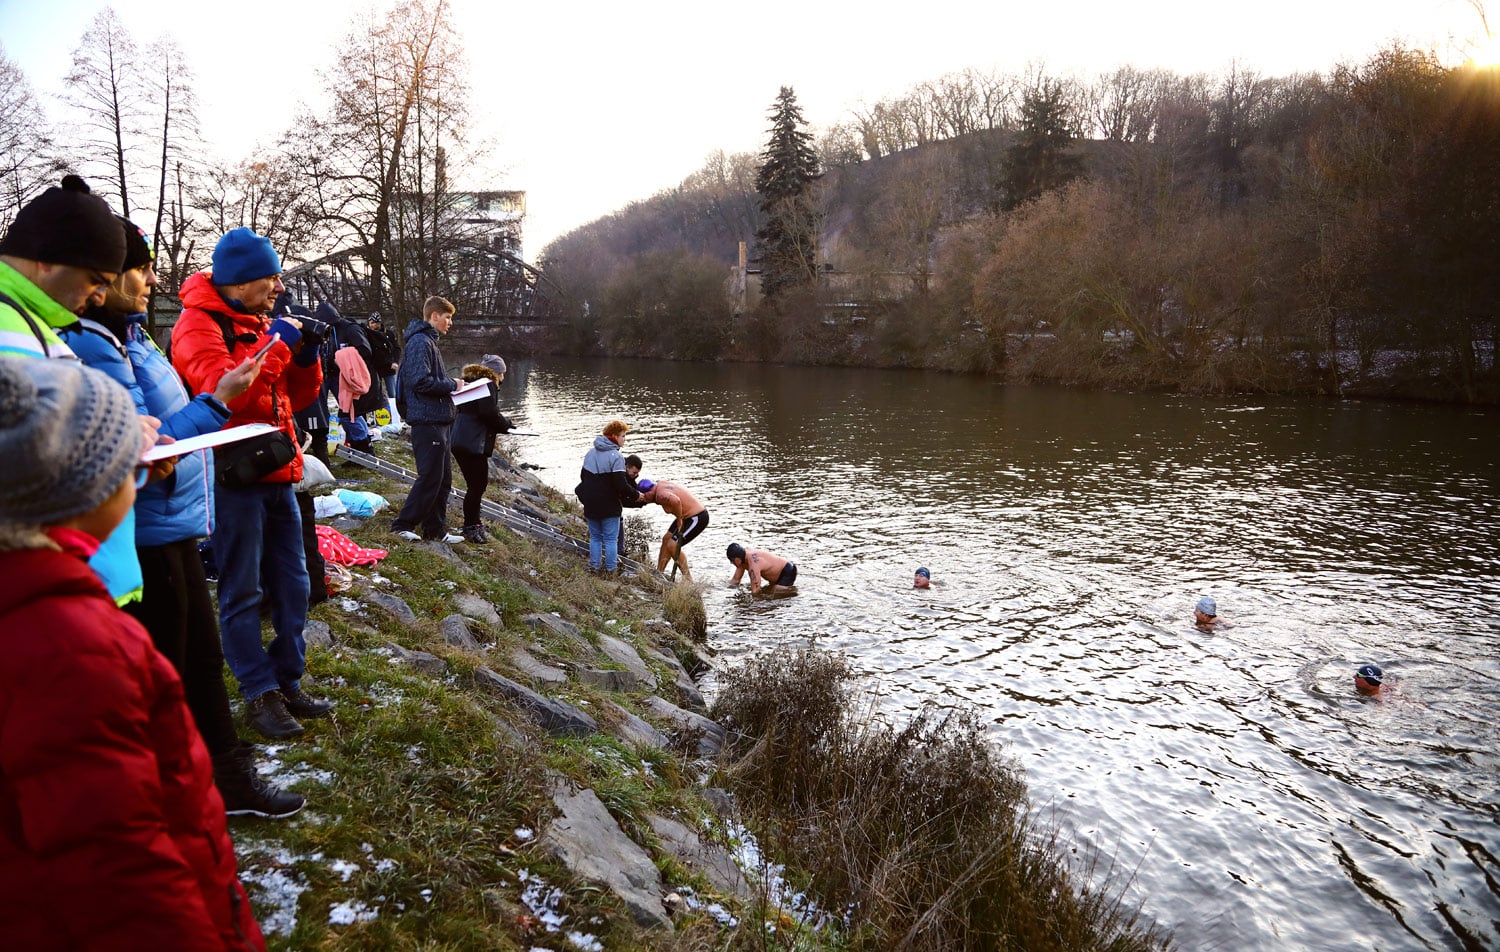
[462,524,489,543]
[281,684,335,719]
[213,743,305,819]
[246,690,303,739]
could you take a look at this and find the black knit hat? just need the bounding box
[118,216,154,272]
[0,175,127,274]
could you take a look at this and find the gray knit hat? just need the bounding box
[0,357,142,526]
[480,353,507,375]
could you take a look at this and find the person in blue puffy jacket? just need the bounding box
[61,217,303,819]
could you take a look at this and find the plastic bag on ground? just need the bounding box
[294,454,337,494]
[314,494,348,518]
[335,488,389,517]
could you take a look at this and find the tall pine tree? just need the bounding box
[1000,79,1082,210]
[754,86,821,299]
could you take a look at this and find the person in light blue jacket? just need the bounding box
[61,217,303,819]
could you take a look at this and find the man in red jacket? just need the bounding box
[172,227,333,740]
[0,356,266,950]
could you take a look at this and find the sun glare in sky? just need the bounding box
[1471,33,1500,66]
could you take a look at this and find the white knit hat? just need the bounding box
[0,357,141,526]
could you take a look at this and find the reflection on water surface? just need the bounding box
[487,355,1499,951]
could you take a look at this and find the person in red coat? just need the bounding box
[0,356,266,950]
[170,227,333,741]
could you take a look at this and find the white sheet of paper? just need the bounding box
[451,378,491,405]
[140,422,279,462]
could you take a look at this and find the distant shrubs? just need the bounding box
[711,647,1170,952]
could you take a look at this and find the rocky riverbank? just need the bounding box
[232,435,761,950]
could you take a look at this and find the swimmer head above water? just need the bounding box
[914,566,931,589]
[1354,664,1384,696]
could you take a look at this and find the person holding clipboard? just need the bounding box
[390,296,465,544]
[451,354,515,543]
[64,216,304,817]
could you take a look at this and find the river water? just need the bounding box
[480,354,1499,951]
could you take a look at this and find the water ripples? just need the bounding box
[496,356,1500,952]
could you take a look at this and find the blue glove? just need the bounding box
[265,317,304,353]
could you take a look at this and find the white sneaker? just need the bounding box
[395,530,421,542]
[441,532,464,544]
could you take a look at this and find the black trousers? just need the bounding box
[392,422,453,538]
[454,449,490,528]
[297,490,328,606]
[125,539,242,757]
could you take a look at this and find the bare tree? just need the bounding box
[61,7,147,216]
[0,45,66,227]
[143,36,199,279]
[305,0,469,315]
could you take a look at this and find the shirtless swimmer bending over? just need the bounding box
[726,542,797,594]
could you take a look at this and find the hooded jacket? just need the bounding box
[451,363,514,458]
[319,302,385,415]
[58,314,147,604]
[0,258,79,359]
[398,318,457,424]
[0,537,266,950]
[575,434,639,519]
[170,271,322,484]
[63,310,231,547]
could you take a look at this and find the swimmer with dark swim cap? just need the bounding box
[726,542,796,594]
[913,566,931,589]
[1354,664,1384,696]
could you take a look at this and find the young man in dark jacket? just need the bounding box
[390,296,462,543]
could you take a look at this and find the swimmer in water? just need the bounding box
[1194,595,1232,628]
[726,542,797,594]
[1354,664,1384,696]
[913,566,931,589]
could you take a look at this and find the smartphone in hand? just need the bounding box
[251,333,281,361]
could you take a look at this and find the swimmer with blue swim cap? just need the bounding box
[1194,595,1232,628]
[1354,664,1384,696]
[914,566,931,589]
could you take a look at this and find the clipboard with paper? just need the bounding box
[140,423,280,462]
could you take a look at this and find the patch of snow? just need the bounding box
[330,859,361,882]
[328,899,379,925]
[566,931,604,951]
[517,869,568,932]
[337,597,362,613]
[514,826,535,841]
[373,858,396,873]
[238,848,307,937]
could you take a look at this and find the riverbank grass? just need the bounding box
[711,646,1172,952]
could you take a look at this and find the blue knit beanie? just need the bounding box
[212,227,281,285]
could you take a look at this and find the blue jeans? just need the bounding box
[340,410,369,443]
[587,515,621,570]
[383,373,398,401]
[214,480,310,700]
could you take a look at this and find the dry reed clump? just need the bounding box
[711,646,1171,952]
[663,581,708,640]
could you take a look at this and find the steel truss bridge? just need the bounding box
[281,244,563,330]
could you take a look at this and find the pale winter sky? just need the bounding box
[2,0,1493,259]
